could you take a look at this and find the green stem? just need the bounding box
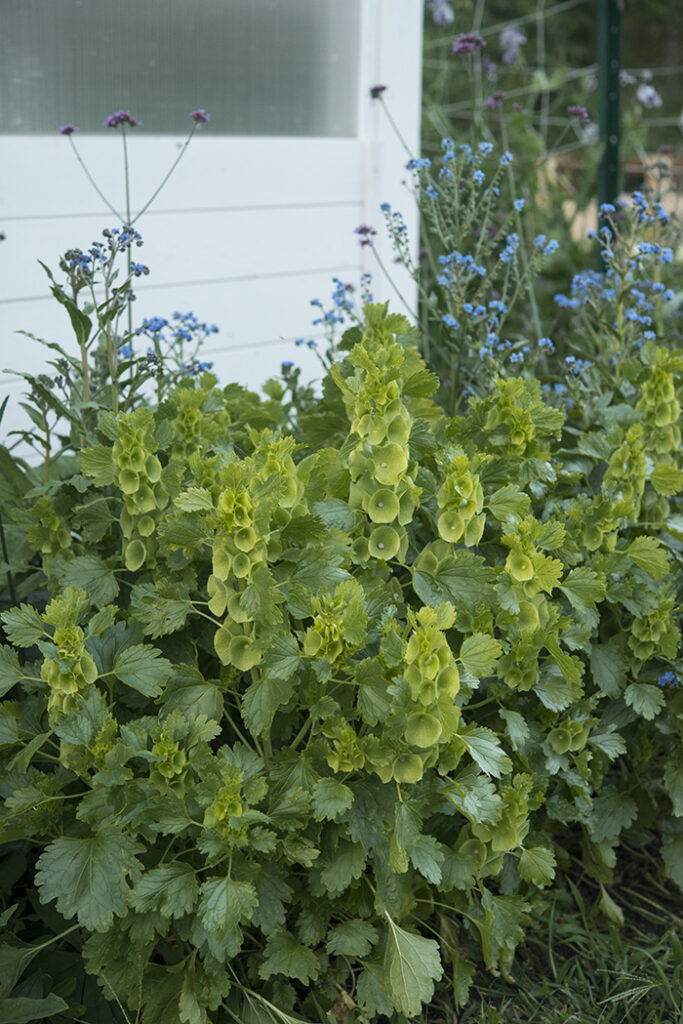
[0,510,18,607]
[122,128,134,343]
[131,125,198,225]
[67,136,123,222]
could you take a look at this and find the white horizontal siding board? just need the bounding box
[0,204,364,302]
[0,137,365,221]
[0,0,423,451]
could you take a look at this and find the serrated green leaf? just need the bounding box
[161,665,223,722]
[35,826,143,931]
[383,913,442,1018]
[356,965,393,1019]
[0,646,23,697]
[0,605,44,647]
[624,682,665,720]
[258,931,320,984]
[252,869,293,936]
[319,840,365,895]
[590,787,638,843]
[651,463,683,497]
[197,877,257,949]
[311,778,354,821]
[486,484,530,521]
[78,444,115,486]
[326,919,378,957]
[114,643,172,697]
[588,728,626,759]
[413,552,495,609]
[446,765,502,825]
[130,582,192,638]
[128,863,198,918]
[0,706,19,747]
[590,639,627,698]
[664,764,683,816]
[242,677,293,737]
[518,845,556,887]
[87,604,118,637]
[625,536,669,579]
[0,994,69,1023]
[559,566,606,614]
[174,487,214,512]
[56,554,118,608]
[459,725,512,778]
[499,709,529,751]
[459,633,502,678]
[476,890,530,973]
[262,635,301,680]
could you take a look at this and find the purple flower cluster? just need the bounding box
[355,224,377,247]
[452,33,486,56]
[568,105,590,122]
[59,124,78,135]
[485,91,506,109]
[102,110,141,128]
[369,84,387,100]
[190,109,210,123]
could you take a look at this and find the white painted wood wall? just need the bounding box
[0,0,423,451]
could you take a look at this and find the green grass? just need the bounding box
[421,870,683,1024]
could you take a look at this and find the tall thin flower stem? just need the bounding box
[131,125,198,224]
[121,127,134,341]
[67,136,123,222]
[377,98,414,161]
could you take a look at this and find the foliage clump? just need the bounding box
[1,298,682,1023]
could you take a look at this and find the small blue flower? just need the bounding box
[281,360,295,371]
[380,202,391,213]
[473,169,485,185]
[660,247,673,264]
[437,274,450,286]
[599,202,616,215]
[499,150,513,166]
[121,344,133,358]
[425,185,439,199]
[657,670,677,687]
[442,314,459,328]
[479,141,494,155]
[538,336,555,353]
[513,198,525,211]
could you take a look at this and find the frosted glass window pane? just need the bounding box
[0,0,360,136]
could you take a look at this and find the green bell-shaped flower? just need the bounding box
[506,550,534,582]
[392,752,424,784]
[371,443,408,486]
[405,711,443,748]
[438,509,465,543]
[368,525,400,560]
[366,487,400,523]
[228,634,262,671]
[125,539,146,572]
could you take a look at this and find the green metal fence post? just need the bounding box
[598,0,623,210]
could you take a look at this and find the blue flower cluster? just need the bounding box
[500,233,520,264]
[564,355,592,375]
[657,670,678,687]
[59,226,145,283]
[438,251,487,276]
[180,359,214,376]
[136,311,218,347]
[532,234,559,256]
